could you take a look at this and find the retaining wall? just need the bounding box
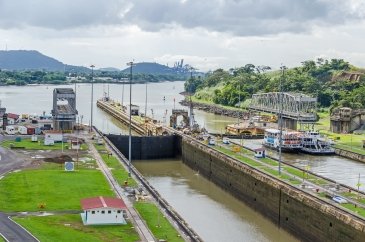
[335,148,365,164]
[107,134,180,160]
[182,139,365,242]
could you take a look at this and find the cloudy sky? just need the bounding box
[0,0,365,71]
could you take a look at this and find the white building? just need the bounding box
[5,126,16,135]
[70,140,81,150]
[43,131,63,142]
[18,126,28,135]
[80,196,127,225]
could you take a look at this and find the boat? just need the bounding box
[299,131,335,155]
[263,128,302,153]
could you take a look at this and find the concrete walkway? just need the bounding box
[88,138,155,242]
[0,212,38,242]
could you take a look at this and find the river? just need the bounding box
[0,81,364,240]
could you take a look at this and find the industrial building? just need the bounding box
[51,88,77,131]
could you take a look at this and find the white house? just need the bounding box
[7,113,19,125]
[80,196,127,225]
[5,126,16,135]
[18,126,28,135]
[70,140,81,150]
[43,131,63,142]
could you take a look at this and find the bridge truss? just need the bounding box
[249,92,317,121]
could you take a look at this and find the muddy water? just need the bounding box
[134,159,298,242]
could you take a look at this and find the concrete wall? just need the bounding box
[335,148,365,164]
[107,134,181,160]
[182,139,365,242]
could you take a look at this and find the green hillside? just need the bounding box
[186,59,365,110]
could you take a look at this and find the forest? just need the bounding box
[185,59,365,110]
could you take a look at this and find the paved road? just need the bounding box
[0,136,31,175]
[0,213,38,242]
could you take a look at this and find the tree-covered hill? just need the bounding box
[185,59,365,110]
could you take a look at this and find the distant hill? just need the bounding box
[0,50,89,72]
[0,50,64,71]
[0,50,193,76]
[121,62,189,75]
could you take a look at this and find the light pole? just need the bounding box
[145,81,148,121]
[90,64,95,132]
[126,61,134,177]
[278,65,286,175]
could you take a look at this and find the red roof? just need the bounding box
[7,113,19,119]
[80,196,127,210]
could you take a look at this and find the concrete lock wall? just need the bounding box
[181,139,365,242]
[107,135,181,160]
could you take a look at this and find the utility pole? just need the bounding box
[145,82,148,121]
[90,64,95,133]
[189,66,195,128]
[122,81,125,107]
[126,61,134,177]
[278,65,286,175]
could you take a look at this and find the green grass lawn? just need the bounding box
[341,204,365,217]
[134,202,183,242]
[0,164,114,212]
[94,144,138,187]
[1,139,88,150]
[13,214,139,242]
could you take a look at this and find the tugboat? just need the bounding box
[299,131,335,155]
[263,128,302,153]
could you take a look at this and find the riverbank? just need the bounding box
[179,98,249,118]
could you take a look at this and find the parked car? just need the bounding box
[332,196,347,204]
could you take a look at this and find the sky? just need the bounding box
[0,0,365,71]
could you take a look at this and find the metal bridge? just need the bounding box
[249,92,317,121]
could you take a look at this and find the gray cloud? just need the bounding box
[0,0,363,36]
[0,0,127,29]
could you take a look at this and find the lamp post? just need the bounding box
[145,81,148,121]
[126,61,134,177]
[278,65,286,175]
[90,64,95,133]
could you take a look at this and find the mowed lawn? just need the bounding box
[13,214,139,242]
[134,202,184,242]
[1,139,88,150]
[0,167,114,212]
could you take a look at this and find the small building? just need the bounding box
[18,126,28,135]
[71,140,81,150]
[31,134,38,142]
[26,125,36,135]
[254,148,266,158]
[7,113,19,125]
[80,196,127,225]
[37,119,53,130]
[43,130,63,142]
[44,138,54,146]
[5,125,16,135]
